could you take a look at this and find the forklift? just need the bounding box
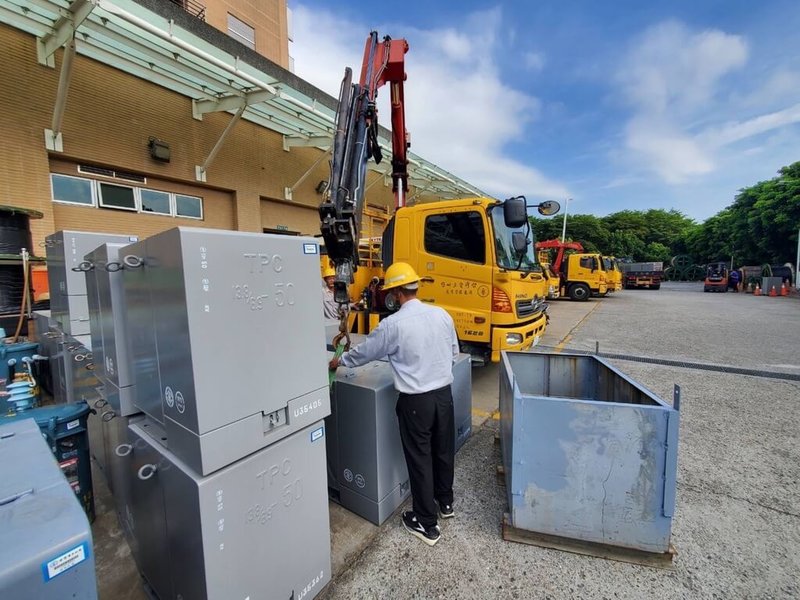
[703,262,728,292]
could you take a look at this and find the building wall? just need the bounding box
[204,0,289,68]
[0,23,397,251]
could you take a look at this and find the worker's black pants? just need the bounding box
[396,385,455,529]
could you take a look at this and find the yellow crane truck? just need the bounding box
[535,240,608,300]
[320,32,560,364]
[377,196,559,364]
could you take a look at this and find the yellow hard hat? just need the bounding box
[322,265,336,278]
[382,262,420,291]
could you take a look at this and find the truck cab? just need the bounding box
[384,197,553,364]
[603,256,623,292]
[561,253,608,300]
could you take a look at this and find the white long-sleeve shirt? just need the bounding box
[339,298,459,394]
[322,284,340,319]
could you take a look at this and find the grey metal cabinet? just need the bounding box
[121,228,331,475]
[127,420,331,600]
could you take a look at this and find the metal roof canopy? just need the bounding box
[0,0,485,200]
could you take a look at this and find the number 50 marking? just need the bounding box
[274,282,295,307]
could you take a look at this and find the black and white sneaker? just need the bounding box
[437,501,454,519]
[402,511,440,546]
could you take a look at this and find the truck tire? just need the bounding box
[651,284,661,290]
[569,283,590,301]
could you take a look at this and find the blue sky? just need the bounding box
[288,1,800,222]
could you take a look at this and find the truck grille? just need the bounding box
[516,297,542,318]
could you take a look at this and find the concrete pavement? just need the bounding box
[320,283,800,599]
[94,285,800,598]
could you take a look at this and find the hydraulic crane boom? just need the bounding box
[319,31,409,305]
[535,239,585,273]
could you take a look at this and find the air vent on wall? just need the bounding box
[78,164,146,184]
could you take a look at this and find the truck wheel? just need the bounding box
[569,283,590,301]
[651,284,661,290]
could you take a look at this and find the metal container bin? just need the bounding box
[499,351,679,554]
[121,228,330,475]
[0,419,97,599]
[328,353,472,524]
[123,419,331,600]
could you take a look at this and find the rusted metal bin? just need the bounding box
[499,351,679,555]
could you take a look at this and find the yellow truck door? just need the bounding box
[413,208,493,344]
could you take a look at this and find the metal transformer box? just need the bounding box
[55,335,98,406]
[99,412,144,553]
[499,352,680,554]
[84,242,138,416]
[126,420,331,600]
[0,419,97,599]
[328,353,472,525]
[121,228,330,475]
[45,231,138,336]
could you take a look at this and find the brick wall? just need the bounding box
[204,0,289,68]
[0,23,398,252]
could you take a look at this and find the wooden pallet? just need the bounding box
[502,513,677,569]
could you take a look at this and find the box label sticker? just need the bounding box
[42,541,89,581]
[310,426,324,442]
[66,419,79,431]
[303,243,318,255]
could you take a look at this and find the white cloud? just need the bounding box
[740,70,800,109]
[289,4,568,200]
[625,117,714,183]
[615,21,800,192]
[616,21,749,183]
[702,102,800,147]
[619,21,748,116]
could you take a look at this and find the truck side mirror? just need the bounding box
[537,200,560,216]
[512,231,528,255]
[503,197,528,228]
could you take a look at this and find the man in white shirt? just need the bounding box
[329,262,459,546]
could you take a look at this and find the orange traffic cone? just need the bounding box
[781,282,789,296]
[754,284,761,296]
[769,285,777,297]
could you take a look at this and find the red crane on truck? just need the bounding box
[535,239,585,273]
[535,239,608,300]
[318,32,409,308]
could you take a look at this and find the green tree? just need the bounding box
[681,162,800,264]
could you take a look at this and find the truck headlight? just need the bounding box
[506,333,523,345]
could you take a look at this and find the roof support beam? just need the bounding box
[37,0,96,67]
[282,135,332,150]
[96,0,333,124]
[195,106,245,182]
[193,89,276,120]
[44,36,76,151]
[284,148,331,201]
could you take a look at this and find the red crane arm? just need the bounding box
[534,239,585,273]
[320,32,409,305]
[359,35,409,208]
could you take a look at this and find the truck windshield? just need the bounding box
[489,206,537,270]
